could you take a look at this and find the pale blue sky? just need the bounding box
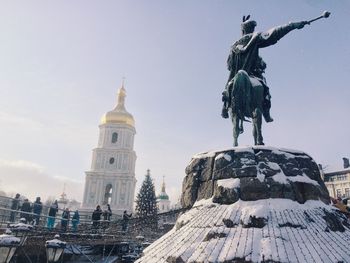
[0,1,348,202]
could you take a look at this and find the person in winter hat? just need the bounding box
[47,200,58,230]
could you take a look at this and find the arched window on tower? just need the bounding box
[112,132,118,143]
[103,184,113,205]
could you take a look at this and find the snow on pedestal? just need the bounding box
[136,146,350,263]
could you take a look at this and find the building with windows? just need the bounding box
[323,158,350,199]
[81,84,136,215]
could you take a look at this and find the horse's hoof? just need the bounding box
[265,117,274,123]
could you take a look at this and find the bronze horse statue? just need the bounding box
[221,13,330,146]
[223,70,265,146]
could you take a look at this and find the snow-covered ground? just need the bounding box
[137,198,350,263]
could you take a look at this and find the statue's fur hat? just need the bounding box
[241,15,257,35]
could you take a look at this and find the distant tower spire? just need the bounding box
[161,175,166,193]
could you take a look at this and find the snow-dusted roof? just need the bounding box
[324,168,350,177]
[0,234,20,246]
[9,222,33,232]
[137,198,350,263]
[45,238,66,248]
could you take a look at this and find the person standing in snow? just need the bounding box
[103,204,112,221]
[92,205,102,229]
[32,197,43,225]
[122,210,132,231]
[47,200,58,230]
[20,199,32,223]
[10,193,21,222]
[61,208,70,232]
[71,210,80,232]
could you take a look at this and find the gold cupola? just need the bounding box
[100,84,135,127]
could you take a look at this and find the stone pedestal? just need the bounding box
[137,147,350,263]
[181,146,329,208]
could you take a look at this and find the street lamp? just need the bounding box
[45,234,66,263]
[0,230,20,263]
[9,218,33,246]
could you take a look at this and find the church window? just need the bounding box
[109,157,115,164]
[336,189,342,197]
[112,132,118,143]
[103,184,113,205]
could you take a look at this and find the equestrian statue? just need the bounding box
[221,12,330,146]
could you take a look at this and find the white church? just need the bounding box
[81,84,136,215]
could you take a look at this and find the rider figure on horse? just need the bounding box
[222,16,308,123]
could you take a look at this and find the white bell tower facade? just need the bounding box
[82,84,136,214]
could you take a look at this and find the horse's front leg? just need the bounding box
[252,108,264,145]
[231,114,240,147]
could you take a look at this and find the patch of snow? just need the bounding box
[257,172,265,182]
[265,162,280,171]
[240,157,255,165]
[193,197,214,207]
[0,234,20,245]
[233,146,254,153]
[272,172,288,184]
[215,153,232,162]
[217,178,240,189]
[240,201,269,225]
[272,172,319,186]
[9,222,33,231]
[46,238,66,248]
[288,174,319,186]
[193,151,217,159]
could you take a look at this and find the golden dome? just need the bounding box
[100,85,135,127]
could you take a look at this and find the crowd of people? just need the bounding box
[8,194,133,232]
[8,193,81,232]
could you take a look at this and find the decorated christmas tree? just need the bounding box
[135,169,158,229]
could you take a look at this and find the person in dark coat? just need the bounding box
[32,197,42,225]
[71,210,80,232]
[10,193,21,222]
[103,204,112,221]
[61,208,70,232]
[122,210,132,231]
[47,200,58,230]
[20,199,32,223]
[92,205,102,228]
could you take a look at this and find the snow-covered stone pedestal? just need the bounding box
[136,146,350,263]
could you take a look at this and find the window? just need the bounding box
[336,175,347,181]
[345,188,350,198]
[109,157,115,164]
[336,189,342,198]
[103,184,113,205]
[112,132,118,143]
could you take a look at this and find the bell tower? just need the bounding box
[82,83,137,214]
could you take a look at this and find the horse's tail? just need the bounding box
[231,70,253,119]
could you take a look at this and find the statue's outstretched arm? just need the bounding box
[258,21,308,48]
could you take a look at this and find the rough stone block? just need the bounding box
[197,180,214,200]
[185,155,215,182]
[212,181,239,205]
[240,177,269,201]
